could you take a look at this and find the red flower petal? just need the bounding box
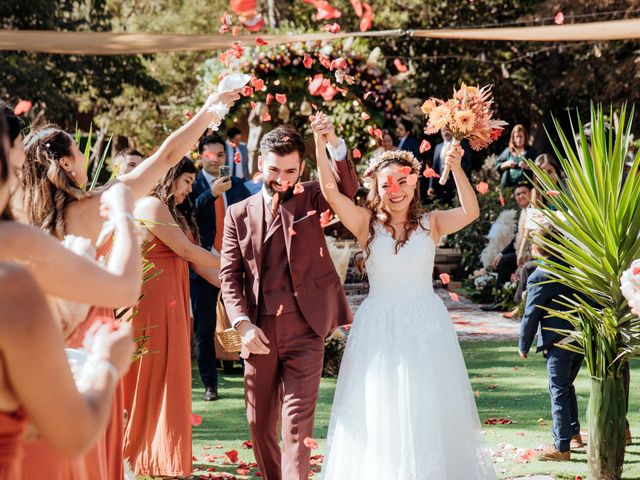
[363,91,373,100]
[322,22,341,34]
[350,0,363,16]
[303,437,319,449]
[190,413,203,426]
[225,449,239,463]
[251,77,265,90]
[266,93,274,105]
[476,181,489,195]
[275,93,287,104]
[255,37,269,46]
[319,247,324,257]
[241,85,254,97]
[419,139,431,153]
[393,58,408,73]
[288,227,297,236]
[234,151,241,163]
[361,112,370,120]
[352,148,362,159]
[547,190,560,196]
[439,273,450,284]
[13,100,32,116]
[554,11,565,25]
[320,209,332,228]
[276,304,284,316]
[307,210,317,216]
[183,109,193,119]
[360,3,374,32]
[232,26,239,36]
[398,166,412,175]
[261,111,272,122]
[219,24,230,34]
[303,54,314,69]
[293,183,305,195]
[422,167,440,179]
[499,194,506,206]
[449,291,459,302]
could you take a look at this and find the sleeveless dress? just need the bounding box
[21,235,124,480]
[122,236,193,477]
[0,409,26,479]
[320,216,496,479]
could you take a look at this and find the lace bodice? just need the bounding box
[365,215,435,299]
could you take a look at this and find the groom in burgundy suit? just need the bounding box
[220,117,358,480]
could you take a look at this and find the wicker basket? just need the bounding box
[217,328,242,353]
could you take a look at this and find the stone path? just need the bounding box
[346,288,520,342]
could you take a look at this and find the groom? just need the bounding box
[220,117,358,480]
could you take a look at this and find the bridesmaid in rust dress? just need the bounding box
[123,158,221,478]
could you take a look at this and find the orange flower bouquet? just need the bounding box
[421,83,507,185]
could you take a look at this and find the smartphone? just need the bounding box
[219,165,231,178]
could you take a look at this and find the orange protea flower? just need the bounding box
[428,104,451,130]
[454,110,476,133]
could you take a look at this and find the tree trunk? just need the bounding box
[588,376,626,480]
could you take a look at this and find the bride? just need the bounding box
[311,113,496,479]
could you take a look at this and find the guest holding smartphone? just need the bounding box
[190,135,250,400]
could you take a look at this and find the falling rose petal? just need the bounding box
[361,112,370,120]
[499,194,506,206]
[476,181,489,195]
[183,109,193,119]
[234,151,241,164]
[352,148,362,159]
[261,111,271,122]
[303,437,319,449]
[307,210,317,216]
[419,139,431,153]
[363,91,373,100]
[320,209,332,227]
[322,22,341,34]
[555,11,565,25]
[547,190,560,196]
[319,247,324,257]
[312,103,319,110]
[407,173,418,186]
[449,292,459,302]
[13,100,32,116]
[219,24,230,34]
[276,304,285,317]
[303,54,314,69]
[266,93,274,105]
[190,413,203,427]
[232,26,239,36]
[475,390,481,398]
[275,93,287,104]
[422,167,440,179]
[225,449,239,463]
[350,0,363,16]
[251,77,265,91]
[255,37,269,46]
[398,166,412,175]
[439,273,450,284]
[242,85,254,97]
[288,226,297,236]
[393,58,408,73]
[360,2,374,31]
[293,183,305,195]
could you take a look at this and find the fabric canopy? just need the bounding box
[0,18,639,56]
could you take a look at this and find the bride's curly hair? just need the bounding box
[22,125,91,239]
[150,157,199,240]
[363,151,429,258]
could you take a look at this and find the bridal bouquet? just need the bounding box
[621,259,640,315]
[421,83,507,185]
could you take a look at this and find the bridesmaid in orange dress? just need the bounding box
[15,90,240,479]
[123,157,222,478]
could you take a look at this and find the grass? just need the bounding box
[158,340,640,479]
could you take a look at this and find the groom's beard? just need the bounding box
[265,178,299,202]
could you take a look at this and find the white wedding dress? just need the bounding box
[321,216,496,480]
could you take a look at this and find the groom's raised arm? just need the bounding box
[310,119,359,213]
[219,207,250,324]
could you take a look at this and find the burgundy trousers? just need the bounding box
[244,311,325,480]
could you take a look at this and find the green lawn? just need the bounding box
[181,341,640,480]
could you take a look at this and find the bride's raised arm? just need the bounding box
[311,114,370,247]
[116,90,241,201]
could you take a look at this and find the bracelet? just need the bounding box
[205,104,230,131]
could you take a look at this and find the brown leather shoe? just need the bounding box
[570,433,584,449]
[537,444,570,462]
[626,428,632,446]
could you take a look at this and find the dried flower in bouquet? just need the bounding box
[421,84,507,185]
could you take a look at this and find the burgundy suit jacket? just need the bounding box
[220,156,359,338]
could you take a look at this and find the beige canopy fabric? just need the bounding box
[0,18,639,56]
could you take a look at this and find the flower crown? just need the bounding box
[363,149,422,178]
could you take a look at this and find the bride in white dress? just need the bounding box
[311,114,496,479]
